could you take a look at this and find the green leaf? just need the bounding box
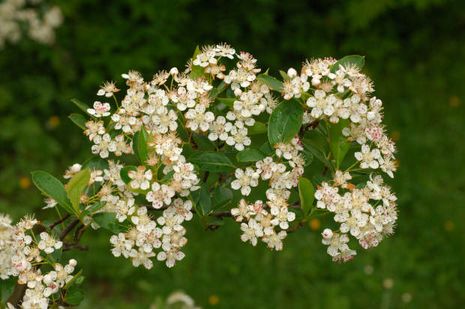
[133,127,149,163]
[212,187,233,210]
[31,171,74,215]
[1,277,16,304]
[279,70,290,80]
[257,74,283,92]
[236,148,265,162]
[190,46,204,79]
[65,168,91,214]
[66,286,84,306]
[93,213,127,233]
[259,142,274,155]
[210,81,227,98]
[328,120,351,168]
[268,99,303,145]
[192,134,216,151]
[331,55,365,72]
[189,152,235,173]
[68,113,87,130]
[298,177,315,216]
[120,166,137,184]
[198,186,212,215]
[85,202,105,214]
[71,98,90,114]
[215,97,235,109]
[302,130,331,167]
[248,121,267,135]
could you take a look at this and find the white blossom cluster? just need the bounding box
[230,137,305,250]
[80,43,281,268]
[283,59,397,178]
[0,214,77,308]
[192,44,277,150]
[0,0,62,48]
[81,63,212,268]
[280,58,397,261]
[316,172,397,262]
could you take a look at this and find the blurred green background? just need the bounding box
[1,0,465,307]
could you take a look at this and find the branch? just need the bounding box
[6,283,26,307]
[59,219,80,241]
[49,214,71,230]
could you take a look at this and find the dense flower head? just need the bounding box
[1,44,399,307]
[0,0,63,48]
[0,214,78,307]
[80,44,397,265]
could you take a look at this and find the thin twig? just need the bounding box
[59,219,80,241]
[49,214,71,230]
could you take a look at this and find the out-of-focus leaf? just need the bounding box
[298,177,315,215]
[68,113,86,130]
[257,74,283,92]
[133,127,149,163]
[71,98,90,114]
[189,46,204,79]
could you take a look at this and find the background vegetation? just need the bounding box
[1,0,465,307]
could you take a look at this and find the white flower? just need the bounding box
[63,163,82,179]
[97,81,120,97]
[231,168,260,196]
[185,105,215,132]
[37,232,62,254]
[240,219,263,246]
[263,231,287,251]
[87,101,111,117]
[146,182,175,208]
[127,166,152,190]
[355,144,381,169]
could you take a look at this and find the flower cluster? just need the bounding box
[0,0,63,48]
[283,59,397,178]
[230,138,305,250]
[1,44,399,307]
[279,58,397,261]
[0,214,78,308]
[316,173,397,261]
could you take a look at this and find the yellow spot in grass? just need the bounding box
[208,294,219,305]
[309,218,320,231]
[48,115,60,128]
[390,130,400,142]
[449,96,461,108]
[444,220,454,231]
[19,176,31,189]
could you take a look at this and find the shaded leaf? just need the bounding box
[248,121,267,135]
[331,55,365,72]
[68,113,87,130]
[65,168,91,214]
[71,98,90,114]
[189,152,235,173]
[236,148,265,162]
[212,187,233,210]
[133,127,149,163]
[31,171,74,215]
[268,99,303,145]
[298,177,315,215]
[257,74,283,92]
